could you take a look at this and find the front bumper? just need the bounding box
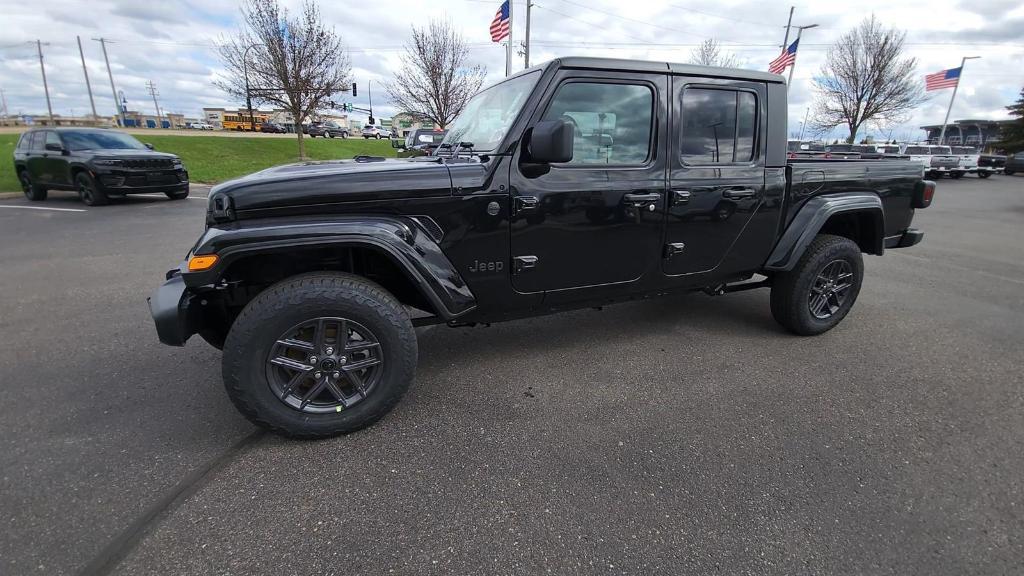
[95,168,189,194]
[148,271,200,346]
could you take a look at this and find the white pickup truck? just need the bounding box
[902,144,961,179]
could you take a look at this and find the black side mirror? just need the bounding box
[44,142,63,152]
[144,143,154,150]
[527,119,573,163]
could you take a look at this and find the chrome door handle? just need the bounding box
[723,188,756,199]
[671,190,691,205]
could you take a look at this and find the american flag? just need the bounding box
[925,67,961,91]
[769,39,799,75]
[490,0,510,43]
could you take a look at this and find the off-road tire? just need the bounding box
[165,190,189,200]
[76,172,109,206]
[222,272,417,438]
[770,234,864,336]
[19,170,47,201]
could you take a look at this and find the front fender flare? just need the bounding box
[182,216,476,319]
[764,192,884,272]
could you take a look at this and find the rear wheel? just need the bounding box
[19,170,47,201]
[770,234,863,336]
[326,131,334,138]
[978,171,991,179]
[76,172,108,206]
[341,131,349,139]
[222,272,417,438]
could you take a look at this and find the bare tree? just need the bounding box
[689,39,738,68]
[811,16,925,143]
[385,20,486,129]
[217,0,351,158]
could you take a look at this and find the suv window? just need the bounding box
[542,81,653,165]
[30,131,46,150]
[680,88,757,164]
[16,133,30,150]
[45,131,62,149]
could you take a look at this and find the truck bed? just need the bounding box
[785,158,924,240]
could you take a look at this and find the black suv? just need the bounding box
[13,128,189,205]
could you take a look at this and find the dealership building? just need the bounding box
[920,118,1012,150]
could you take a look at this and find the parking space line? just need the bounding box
[0,205,87,212]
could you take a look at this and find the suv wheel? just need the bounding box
[770,234,863,336]
[341,131,348,139]
[375,134,382,139]
[326,131,333,138]
[950,171,964,179]
[19,170,47,201]
[76,172,109,206]
[222,272,417,438]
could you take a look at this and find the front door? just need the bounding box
[509,70,668,294]
[663,78,768,276]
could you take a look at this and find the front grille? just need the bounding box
[122,158,175,169]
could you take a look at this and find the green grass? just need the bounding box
[0,133,397,192]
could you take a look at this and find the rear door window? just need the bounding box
[30,131,46,151]
[45,131,63,149]
[679,88,757,164]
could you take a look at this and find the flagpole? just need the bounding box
[937,56,979,145]
[787,24,818,85]
[781,6,794,50]
[505,0,514,77]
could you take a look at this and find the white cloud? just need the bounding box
[0,0,1021,140]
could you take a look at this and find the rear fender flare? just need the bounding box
[764,192,884,272]
[183,216,476,319]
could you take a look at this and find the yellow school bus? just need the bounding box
[222,112,270,131]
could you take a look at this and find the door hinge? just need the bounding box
[663,242,686,258]
[513,196,538,214]
[513,255,539,274]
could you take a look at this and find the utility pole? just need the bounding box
[77,36,98,119]
[36,40,54,123]
[94,38,125,126]
[938,56,980,146]
[0,88,8,119]
[523,0,532,69]
[505,0,514,76]
[798,107,809,141]
[145,80,162,126]
[368,80,374,125]
[787,23,819,85]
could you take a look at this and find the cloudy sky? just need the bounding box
[1,0,1022,140]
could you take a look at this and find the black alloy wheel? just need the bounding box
[808,260,855,320]
[266,317,384,413]
[76,172,108,206]
[20,171,47,201]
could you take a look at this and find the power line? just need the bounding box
[552,0,729,41]
[533,4,655,45]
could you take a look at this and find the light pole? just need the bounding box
[937,56,980,145]
[242,43,259,132]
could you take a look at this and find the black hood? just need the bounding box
[89,149,179,161]
[208,157,454,218]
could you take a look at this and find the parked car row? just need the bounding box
[786,140,1020,179]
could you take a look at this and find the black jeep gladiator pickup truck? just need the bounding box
[150,57,934,438]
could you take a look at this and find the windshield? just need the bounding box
[442,70,541,152]
[62,130,146,151]
[415,131,446,144]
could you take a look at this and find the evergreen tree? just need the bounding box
[1001,87,1024,152]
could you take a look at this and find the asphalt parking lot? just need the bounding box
[1,175,1022,575]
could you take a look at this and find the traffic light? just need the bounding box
[352,83,357,97]
[368,115,375,125]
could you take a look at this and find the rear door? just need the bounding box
[26,131,48,184]
[509,70,668,294]
[662,77,768,276]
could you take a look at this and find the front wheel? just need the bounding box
[770,234,864,336]
[222,273,418,438]
[19,170,47,201]
[76,172,108,206]
[978,171,991,179]
[1006,169,1016,176]
[326,131,334,138]
[341,132,348,139]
